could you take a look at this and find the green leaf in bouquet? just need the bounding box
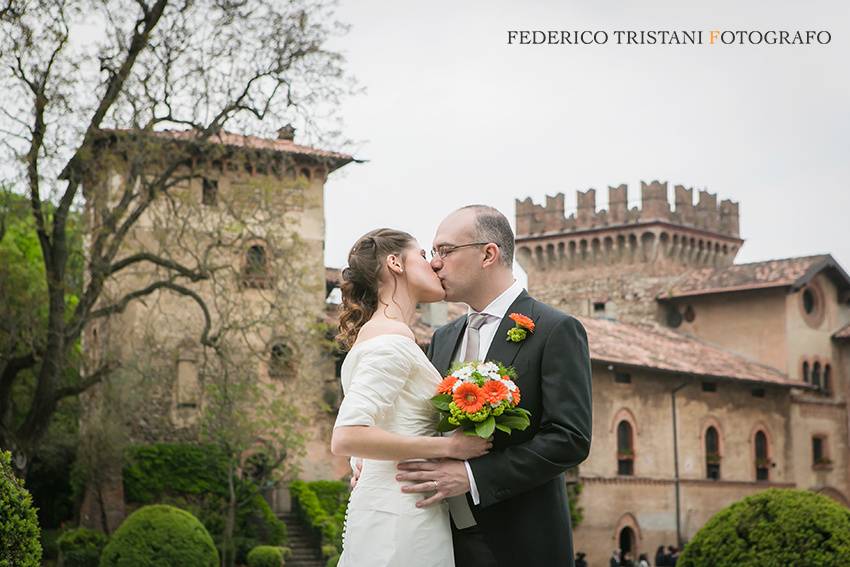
[474,416,496,438]
[431,394,452,411]
[495,414,530,430]
[504,407,531,418]
[436,415,457,433]
[494,423,512,434]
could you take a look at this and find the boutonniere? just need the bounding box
[506,312,535,343]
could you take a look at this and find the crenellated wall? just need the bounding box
[515,181,743,276]
[516,180,740,239]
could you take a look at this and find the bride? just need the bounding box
[330,228,491,567]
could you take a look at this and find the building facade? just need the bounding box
[514,181,850,565]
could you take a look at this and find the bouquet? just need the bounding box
[431,360,531,438]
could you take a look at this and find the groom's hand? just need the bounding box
[396,459,470,508]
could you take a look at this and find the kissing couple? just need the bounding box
[330,205,593,566]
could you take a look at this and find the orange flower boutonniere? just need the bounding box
[506,312,535,343]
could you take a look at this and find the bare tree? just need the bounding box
[0,0,351,470]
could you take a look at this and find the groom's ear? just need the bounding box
[481,242,501,268]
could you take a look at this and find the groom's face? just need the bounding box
[430,209,481,303]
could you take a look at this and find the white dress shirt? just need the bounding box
[454,279,525,505]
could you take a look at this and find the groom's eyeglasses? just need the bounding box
[430,242,498,260]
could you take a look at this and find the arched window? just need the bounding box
[617,420,634,476]
[811,362,822,390]
[242,244,271,288]
[755,430,770,481]
[823,364,831,395]
[705,426,721,480]
[802,361,810,383]
[268,341,294,378]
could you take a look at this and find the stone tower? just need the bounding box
[515,181,743,323]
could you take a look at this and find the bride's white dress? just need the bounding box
[334,334,454,567]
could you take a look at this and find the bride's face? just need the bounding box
[401,242,446,303]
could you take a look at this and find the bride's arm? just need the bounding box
[331,426,489,461]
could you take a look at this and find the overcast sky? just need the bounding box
[321,0,849,277]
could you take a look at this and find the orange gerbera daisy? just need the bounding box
[436,376,458,395]
[483,380,509,405]
[509,312,535,332]
[453,382,485,413]
[510,386,521,406]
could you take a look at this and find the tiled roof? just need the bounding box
[99,129,356,171]
[657,254,848,299]
[834,323,850,340]
[577,316,800,387]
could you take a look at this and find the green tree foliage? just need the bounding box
[679,488,850,567]
[56,527,109,567]
[122,443,286,563]
[0,450,42,567]
[99,504,218,567]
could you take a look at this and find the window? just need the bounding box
[593,302,606,313]
[811,362,821,390]
[268,341,294,378]
[802,361,810,383]
[823,364,831,395]
[803,289,815,314]
[812,436,831,467]
[617,420,634,476]
[683,305,696,322]
[705,426,721,480]
[614,372,632,384]
[702,381,717,392]
[799,284,825,328]
[755,430,770,481]
[242,244,270,288]
[202,178,218,206]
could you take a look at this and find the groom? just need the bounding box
[396,205,592,566]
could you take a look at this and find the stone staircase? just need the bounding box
[280,512,325,567]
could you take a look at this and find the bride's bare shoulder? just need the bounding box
[354,319,415,346]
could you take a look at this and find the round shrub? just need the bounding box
[57,527,109,567]
[246,545,290,567]
[679,488,850,567]
[0,450,42,567]
[99,504,218,567]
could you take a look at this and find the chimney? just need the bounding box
[277,124,296,141]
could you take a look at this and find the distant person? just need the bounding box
[575,552,588,567]
[638,553,650,567]
[656,546,667,566]
[610,549,621,567]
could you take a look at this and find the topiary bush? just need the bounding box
[679,488,850,567]
[122,443,286,562]
[246,545,291,567]
[57,527,109,567]
[99,504,218,567]
[0,450,42,567]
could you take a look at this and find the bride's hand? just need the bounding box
[446,429,492,460]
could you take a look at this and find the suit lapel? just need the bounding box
[432,317,467,376]
[485,291,535,368]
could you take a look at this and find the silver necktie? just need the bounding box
[462,312,492,362]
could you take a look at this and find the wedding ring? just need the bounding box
[432,480,439,491]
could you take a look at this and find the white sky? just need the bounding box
[321,0,850,276]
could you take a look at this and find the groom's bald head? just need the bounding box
[454,205,515,267]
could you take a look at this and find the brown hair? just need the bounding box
[337,228,416,349]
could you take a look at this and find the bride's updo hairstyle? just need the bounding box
[337,228,416,350]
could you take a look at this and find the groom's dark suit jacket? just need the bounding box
[427,291,592,567]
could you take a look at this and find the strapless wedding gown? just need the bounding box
[334,334,454,567]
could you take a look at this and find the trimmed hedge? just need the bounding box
[246,545,291,567]
[122,443,286,562]
[679,488,850,567]
[0,450,42,567]
[289,480,348,564]
[57,527,108,567]
[99,504,218,567]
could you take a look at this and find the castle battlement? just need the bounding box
[516,180,740,239]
